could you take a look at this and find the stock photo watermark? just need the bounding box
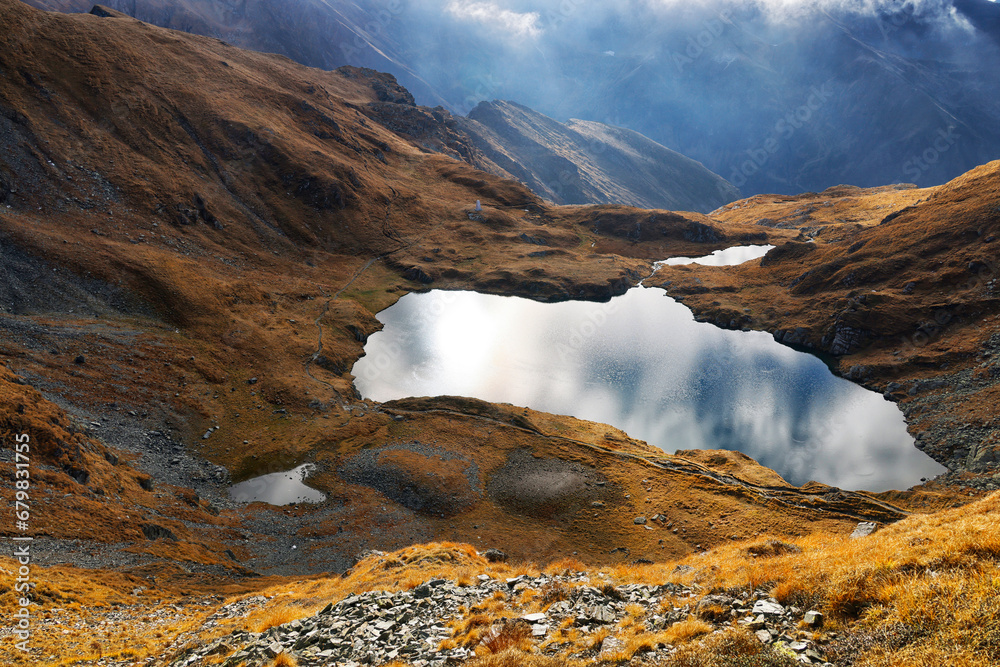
[671,9,735,72]
[540,0,587,31]
[901,126,960,182]
[873,3,918,40]
[9,432,33,652]
[356,290,462,384]
[728,82,834,188]
[554,299,622,362]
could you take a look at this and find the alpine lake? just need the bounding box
[232,245,946,504]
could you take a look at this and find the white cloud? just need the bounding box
[643,0,959,20]
[445,1,543,38]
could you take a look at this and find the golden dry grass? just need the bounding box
[3,496,998,666]
[477,621,532,655]
[661,618,714,644]
[252,603,309,632]
[464,648,579,667]
[652,628,800,667]
[269,654,297,667]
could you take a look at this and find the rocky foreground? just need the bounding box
[170,564,830,667]
[3,492,998,665]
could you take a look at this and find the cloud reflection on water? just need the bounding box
[353,287,946,490]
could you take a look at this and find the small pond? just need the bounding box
[659,245,774,267]
[229,463,326,505]
[352,251,946,491]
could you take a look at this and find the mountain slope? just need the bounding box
[4,493,999,665]
[2,0,900,587]
[647,165,1000,485]
[25,0,1000,196]
[447,101,739,213]
[22,0,450,106]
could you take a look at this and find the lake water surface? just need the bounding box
[353,252,946,491]
[659,245,775,267]
[229,463,326,505]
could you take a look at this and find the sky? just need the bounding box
[378,0,999,194]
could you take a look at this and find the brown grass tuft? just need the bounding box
[599,582,625,601]
[269,653,297,667]
[253,605,306,632]
[662,618,714,645]
[696,603,729,623]
[744,539,802,559]
[464,647,572,667]
[478,620,532,654]
[540,581,570,605]
[451,613,494,648]
[653,628,798,667]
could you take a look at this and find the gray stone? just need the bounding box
[633,516,647,525]
[850,522,877,539]
[696,594,735,616]
[752,599,785,616]
[587,606,616,624]
[803,610,824,628]
[755,629,772,643]
[599,636,625,657]
[165,570,701,667]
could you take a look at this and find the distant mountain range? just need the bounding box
[349,70,738,212]
[23,0,1000,197]
[453,101,739,212]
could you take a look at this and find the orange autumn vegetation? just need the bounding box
[2,493,997,666]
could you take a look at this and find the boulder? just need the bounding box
[483,548,508,563]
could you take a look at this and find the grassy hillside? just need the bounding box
[2,491,997,665]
